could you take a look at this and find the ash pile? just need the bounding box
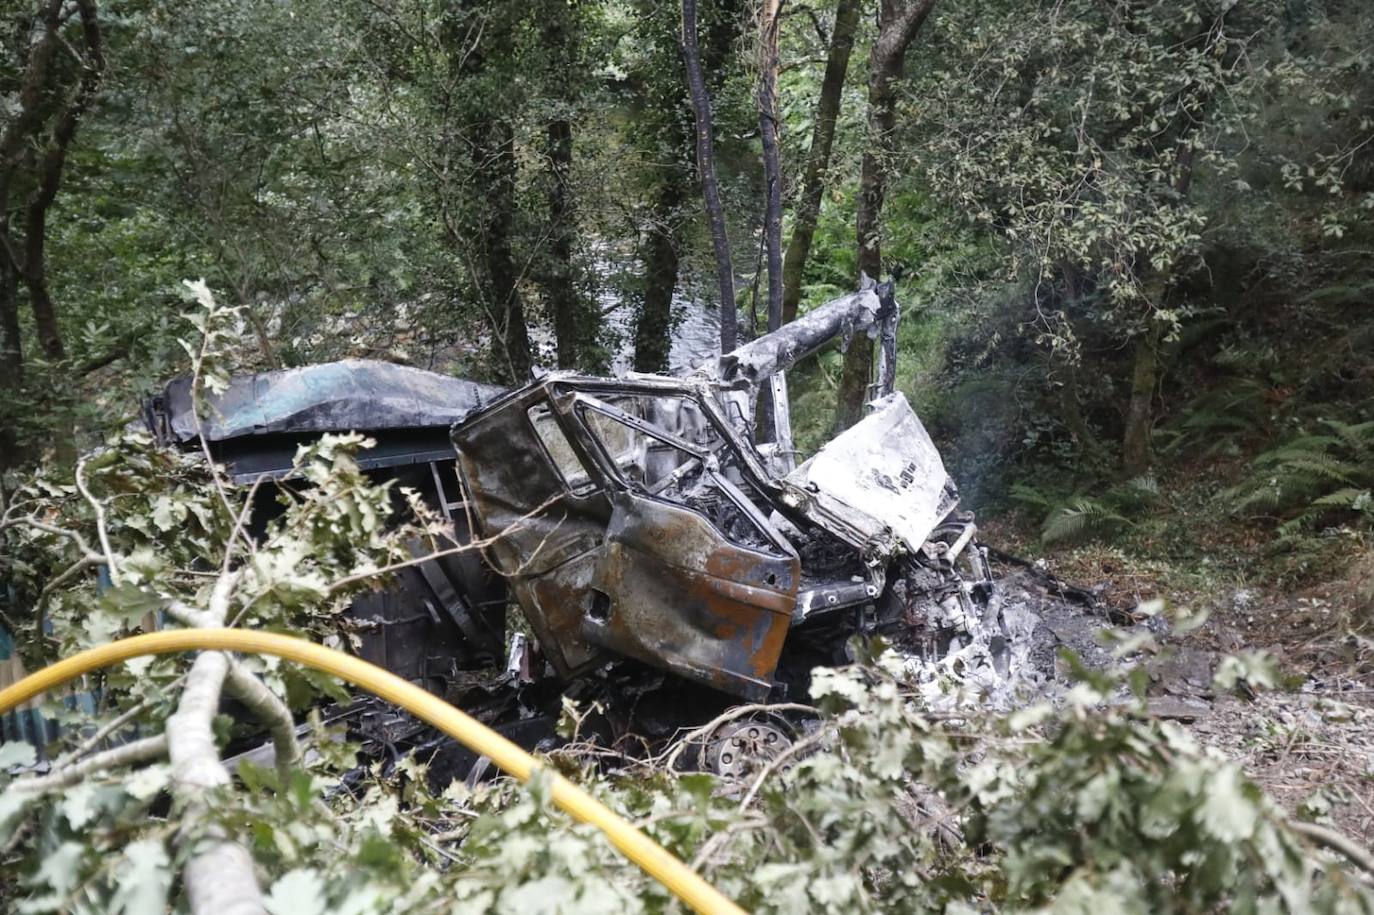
[897,562,1128,713]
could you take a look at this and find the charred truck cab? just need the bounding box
[449,281,1001,703]
[148,281,1004,772]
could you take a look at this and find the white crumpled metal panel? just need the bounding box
[784,392,953,553]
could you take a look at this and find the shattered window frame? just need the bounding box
[570,394,709,492]
[524,399,600,497]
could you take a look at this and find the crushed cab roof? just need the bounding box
[151,359,507,443]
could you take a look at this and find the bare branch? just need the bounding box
[165,585,300,779]
[1289,820,1374,878]
[167,649,266,915]
[74,457,119,582]
[14,516,102,560]
[53,695,157,766]
[10,735,167,792]
[224,662,301,778]
[327,492,561,593]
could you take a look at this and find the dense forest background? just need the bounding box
[2,0,1374,911]
[3,0,1371,602]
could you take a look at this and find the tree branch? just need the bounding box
[165,569,266,914]
[10,735,167,792]
[164,588,300,778]
[223,662,301,778]
[74,456,120,582]
[167,649,266,915]
[1289,820,1374,878]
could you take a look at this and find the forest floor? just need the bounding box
[981,521,1374,842]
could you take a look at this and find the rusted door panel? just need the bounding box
[452,388,610,679]
[586,492,799,701]
[514,553,605,675]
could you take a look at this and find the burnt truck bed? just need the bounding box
[147,283,1005,772]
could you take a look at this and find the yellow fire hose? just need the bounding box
[0,629,746,915]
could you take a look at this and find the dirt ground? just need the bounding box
[983,555,1374,842]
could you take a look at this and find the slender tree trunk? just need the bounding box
[0,224,22,473]
[635,180,685,373]
[1,0,103,366]
[19,0,103,363]
[758,0,783,334]
[681,0,738,353]
[22,203,64,361]
[1122,318,1162,477]
[781,0,860,325]
[0,225,21,395]
[0,1,64,176]
[443,4,532,383]
[479,119,533,381]
[545,116,581,370]
[541,9,583,370]
[753,0,784,441]
[836,0,938,433]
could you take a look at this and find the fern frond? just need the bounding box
[1042,498,1128,543]
[1321,419,1374,457]
[1251,436,1341,465]
[1009,483,1056,510]
[1277,511,1324,539]
[1310,488,1372,509]
[1122,475,1160,499]
[1273,455,1358,484]
[1230,481,1284,513]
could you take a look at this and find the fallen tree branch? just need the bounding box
[223,661,301,778]
[10,734,167,792]
[165,570,265,914]
[1289,820,1374,878]
[165,592,300,779]
[168,649,266,915]
[74,457,120,583]
[53,695,156,767]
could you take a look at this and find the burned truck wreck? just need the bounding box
[146,282,1006,775]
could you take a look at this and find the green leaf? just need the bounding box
[266,868,327,915]
[61,781,100,830]
[111,839,171,915]
[99,583,165,626]
[1197,765,1260,842]
[124,763,171,801]
[0,741,37,770]
[33,841,85,895]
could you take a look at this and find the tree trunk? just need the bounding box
[758,0,783,334]
[0,222,22,473]
[479,118,533,381]
[681,0,737,353]
[781,0,860,325]
[753,0,784,441]
[1122,319,1162,477]
[22,205,64,361]
[442,4,532,383]
[835,0,938,433]
[545,116,581,370]
[0,1,64,176]
[541,8,584,371]
[19,0,103,363]
[635,181,685,373]
[0,224,21,394]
